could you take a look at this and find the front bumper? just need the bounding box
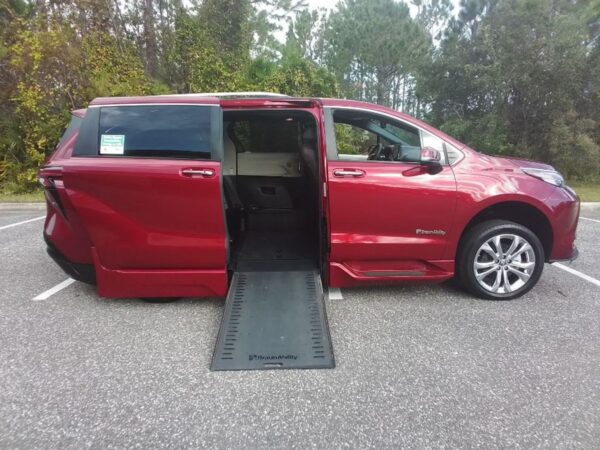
[550,245,579,263]
[546,186,580,261]
[569,246,579,262]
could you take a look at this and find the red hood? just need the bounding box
[480,153,555,171]
[496,156,554,170]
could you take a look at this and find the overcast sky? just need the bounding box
[304,0,337,9]
[274,0,462,42]
[303,0,462,14]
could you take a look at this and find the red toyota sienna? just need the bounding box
[39,93,579,301]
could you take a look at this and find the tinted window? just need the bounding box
[58,115,82,146]
[98,105,213,159]
[333,111,421,163]
[382,121,420,147]
[445,142,463,165]
[334,123,378,156]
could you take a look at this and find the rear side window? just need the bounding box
[74,105,220,160]
[99,106,212,159]
[58,115,82,146]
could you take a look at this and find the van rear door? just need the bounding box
[61,98,228,298]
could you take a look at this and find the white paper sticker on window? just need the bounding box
[100,134,125,155]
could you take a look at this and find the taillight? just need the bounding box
[39,166,66,217]
[38,177,50,188]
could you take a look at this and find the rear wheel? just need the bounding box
[457,220,544,300]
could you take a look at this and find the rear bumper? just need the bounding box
[45,234,96,284]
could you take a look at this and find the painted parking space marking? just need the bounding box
[0,216,45,231]
[33,278,76,301]
[580,217,600,224]
[552,263,600,288]
[328,288,344,300]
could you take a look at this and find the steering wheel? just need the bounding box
[391,143,402,161]
[367,143,384,160]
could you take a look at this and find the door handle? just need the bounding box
[333,168,365,178]
[181,168,215,178]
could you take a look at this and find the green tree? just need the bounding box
[245,14,339,97]
[3,13,161,191]
[172,10,243,92]
[6,22,81,190]
[2,0,598,192]
[199,0,253,69]
[420,0,599,179]
[261,57,339,97]
[323,0,431,107]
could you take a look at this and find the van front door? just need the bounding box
[323,107,458,286]
[62,99,228,298]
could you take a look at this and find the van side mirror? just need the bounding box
[420,147,443,174]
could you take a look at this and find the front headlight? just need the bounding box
[522,168,564,187]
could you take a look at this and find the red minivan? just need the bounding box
[39,93,579,301]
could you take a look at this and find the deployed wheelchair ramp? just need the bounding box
[211,270,335,371]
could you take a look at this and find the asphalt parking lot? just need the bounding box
[1,206,599,449]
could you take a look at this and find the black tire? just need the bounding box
[457,220,544,300]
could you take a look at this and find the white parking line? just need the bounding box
[552,263,600,288]
[328,288,344,300]
[33,278,76,301]
[580,217,600,224]
[0,216,45,231]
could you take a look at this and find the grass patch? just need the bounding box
[0,190,45,203]
[569,182,600,202]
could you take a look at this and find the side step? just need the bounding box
[211,270,335,371]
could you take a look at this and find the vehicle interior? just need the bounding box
[221,109,321,272]
[333,109,422,162]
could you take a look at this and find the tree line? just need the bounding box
[0,0,598,192]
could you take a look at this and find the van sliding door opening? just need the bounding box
[221,109,321,272]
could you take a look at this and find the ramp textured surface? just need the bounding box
[211,271,334,371]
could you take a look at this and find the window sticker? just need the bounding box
[100,134,125,155]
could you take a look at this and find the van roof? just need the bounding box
[86,92,403,111]
[86,93,392,111]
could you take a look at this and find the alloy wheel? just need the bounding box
[473,233,536,295]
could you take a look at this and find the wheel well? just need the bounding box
[458,202,553,261]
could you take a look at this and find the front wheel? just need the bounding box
[457,220,545,300]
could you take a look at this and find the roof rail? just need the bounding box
[189,92,290,98]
